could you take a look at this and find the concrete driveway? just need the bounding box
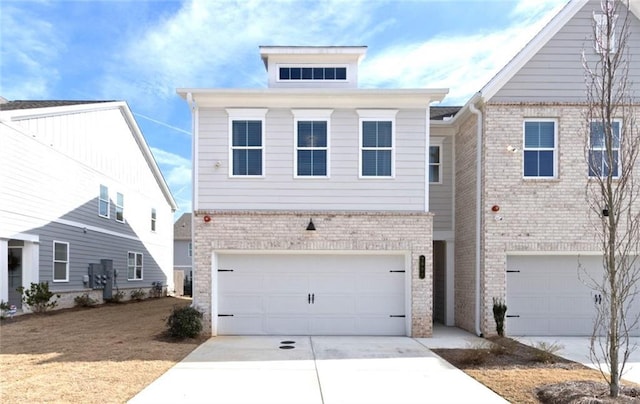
[517,336,640,384]
[129,336,507,404]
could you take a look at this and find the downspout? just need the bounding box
[468,100,483,337]
[186,92,198,309]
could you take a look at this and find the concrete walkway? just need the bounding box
[130,333,507,404]
[518,336,640,385]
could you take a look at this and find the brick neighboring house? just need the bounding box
[180,0,640,337]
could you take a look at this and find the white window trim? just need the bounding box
[292,109,333,179]
[522,118,558,179]
[357,109,398,179]
[151,208,157,232]
[589,118,622,179]
[53,241,69,282]
[127,251,143,281]
[227,108,268,178]
[115,192,124,223]
[99,184,109,218]
[429,137,444,184]
[276,63,350,83]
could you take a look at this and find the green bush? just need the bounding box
[105,290,125,303]
[74,293,97,307]
[18,282,60,313]
[166,305,203,339]
[130,289,147,301]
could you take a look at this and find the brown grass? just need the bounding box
[0,297,206,403]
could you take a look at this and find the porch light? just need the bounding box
[306,218,316,231]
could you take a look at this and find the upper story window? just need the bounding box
[279,66,346,81]
[589,120,621,178]
[358,110,397,178]
[127,251,143,280]
[188,242,193,257]
[523,120,556,178]
[151,208,156,232]
[429,138,443,184]
[115,192,124,223]
[99,185,109,218]
[53,241,69,282]
[594,11,617,54]
[227,109,267,177]
[293,109,332,178]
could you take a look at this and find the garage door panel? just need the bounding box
[217,253,406,335]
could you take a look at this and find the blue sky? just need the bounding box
[0,0,568,220]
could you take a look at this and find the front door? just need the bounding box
[8,247,22,309]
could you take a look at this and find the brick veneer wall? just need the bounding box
[479,103,640,335]
[192,210,433,337]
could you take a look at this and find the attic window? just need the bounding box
[594,12,617,54]
[279,67,346,81]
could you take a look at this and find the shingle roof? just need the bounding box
[174,213,192,240]
[430,106,462,120]
[0,100,115,111]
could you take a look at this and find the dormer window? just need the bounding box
[279,66,347,81]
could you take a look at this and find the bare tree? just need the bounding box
[582,0,640,397]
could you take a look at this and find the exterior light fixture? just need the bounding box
[506,145,519,153]
[204,215,211,222]
[306,218,316,231]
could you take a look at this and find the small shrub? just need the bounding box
[18,282,60,313]
[492,297,507,337]
[105,290,125,304]
[0,301,10,319]
[532,341,564,363]
[74,293,97,308]
[459,342,491,365]
[130,289,147,301]
[166,305,203,339]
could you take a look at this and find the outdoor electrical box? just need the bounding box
[87,259,114,299]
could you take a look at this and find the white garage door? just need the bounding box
[216,254,406,335]
[507,255,640,336]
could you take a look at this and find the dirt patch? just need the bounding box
[0,297,206,403]
[434,337,639,403]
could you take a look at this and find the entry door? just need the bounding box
[217,254,406,335]
[7,247,22,308]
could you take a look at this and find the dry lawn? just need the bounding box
[0,297,205,404]
[2,299,639,403]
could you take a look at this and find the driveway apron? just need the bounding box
[129,336,507,404]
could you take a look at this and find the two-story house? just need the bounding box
[0,100,177,310]
[179,46,448,337]
[181,0,640,338]
[447,0,640,337]
[173,212,193,295]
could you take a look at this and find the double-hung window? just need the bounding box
[53,241,69,282]
[429,138,443,184]
[293,110,332,177]
[115,192,124,222]
[594,11,617,55]
[358,110,397,178]
[128,252,143,280]
[99,185,109,218]
[589,120,621,178]
[523,120,556,178]
[228,109,267,177]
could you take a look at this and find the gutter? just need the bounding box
[468,99,483,337]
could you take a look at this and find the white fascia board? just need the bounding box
[481,0,588,102]
[0,101,127,120]
[176,88,448,109]
[119,104,178,211]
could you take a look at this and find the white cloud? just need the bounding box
[0,2,63,99]
[150,147,191,188]
[359,0,568,105]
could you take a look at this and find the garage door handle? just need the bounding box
[506,315,520,318]
[311,293,315,304]
[308,293,311,304]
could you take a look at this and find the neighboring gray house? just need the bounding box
[179,0,640,338]
[0,100,177,310]
[173,212,192,288]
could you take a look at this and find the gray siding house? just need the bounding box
[0,100,177,310]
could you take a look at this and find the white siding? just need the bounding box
[197,108,428,211]
[492,0,640,102]
[429,129,454,232]
[0,108,174,292]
